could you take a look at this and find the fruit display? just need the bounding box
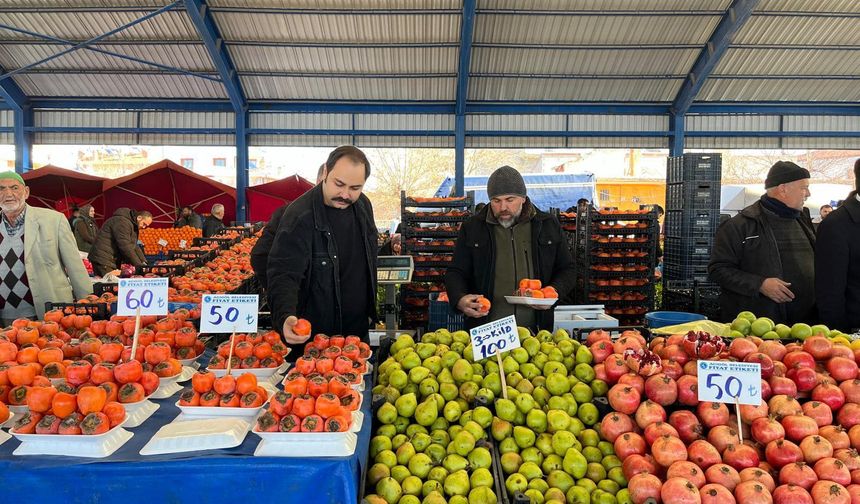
[11,383,126,435]
[180,370,269,409]
[515,278,559,299]
[594,313,860,503]
[140,226,201,252]
[364,330,499,504]
[728,310,850,342]
[208,331,290,370]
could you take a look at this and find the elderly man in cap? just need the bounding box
[446,165,575,331]
[709,161,815,324]
[0,172,92,324]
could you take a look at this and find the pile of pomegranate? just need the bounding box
[588,328,860,503]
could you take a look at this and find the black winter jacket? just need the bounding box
[815,192,860,331]
[250,204,287,290]
[267,185,378,346]
[89,208,146,276]
[708,201,815,324]
[445,203,576,331]
[202,215,225,238]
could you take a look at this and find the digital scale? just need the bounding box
[371,256,416,345]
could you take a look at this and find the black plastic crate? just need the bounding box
[663,262,711,284]
[44,301,110,319]
[662,281,722,320]
[667,153,722,184]
[137,263,186,277]
[666,181,721,211]
[664,209,720,240]
[664,236,713,262]
[93,282,119,296]
[428,293,464,331]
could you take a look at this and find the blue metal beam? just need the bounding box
[31,99,235,112]
[236,110,248,222]
[672,0,759,116]
[0,64,26,111]
[669,114,684,156]
[14,107,32,173]
[454,0,476,197]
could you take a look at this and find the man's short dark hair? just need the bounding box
[820,204,833,211]
[137,210,153,219]
[577,198,589,206]
[325,145,370,179]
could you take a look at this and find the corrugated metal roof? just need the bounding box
[15,73,227,98]
[0,43,214,72]
[35,132,136,145]
[715,48,860,76]
[228,46,456,73]
[756,0,860,12]
[214,12,459,43]
[250,134,350,147]
[783,115,860,132]
[138,133,235,146]
[686,114,780,131]
[478,0,730,10]
[469,77,682,102]
[242,75,455,100]
[0,109,12,126]
[355,135,454,148]
[698,78,860,102]
[466,136,566,148]
[686,136,780,149]
[355,114,453,131]
[35,110,136,128]
[568,115,669,131]
[210,0,458,8]
[472,48,699,75]
[475,14,720,44]
[0,0,167,6]
[0,11,198,41]
[468,114,565,131]
[782,137,860,150]
[139,111,235,129]
[249,112,351,130]
[734,15,860,45]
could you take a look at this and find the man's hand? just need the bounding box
[457,295,488,318]
[282,315,311,344]
[759,278,795,304]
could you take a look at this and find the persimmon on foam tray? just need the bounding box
[206,331,290,377]
[176,370,274,417]
[255,380,361,434]
[11,383,127,436]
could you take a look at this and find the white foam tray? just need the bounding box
[1,411,15,429]
[8,405,28,416]
[11,419,133,458]
[504,295,557,307]
[253,430,357,457]
[122,397,159,428]
[209,362,290,380]
[139,417,250,456]
[174,382,276,420]
[178,357,201,369]
[0,411,13,447]
[149,366,195,400]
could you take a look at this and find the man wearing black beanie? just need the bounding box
[709,161,816,324]
[815,159,860,332]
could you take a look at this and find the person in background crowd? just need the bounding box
[89,208,152,277]
[0,172,91,323]
[474,202,486,214]
[174,205,202,229]
[68,206,80,230]
[202,203,226,237]
[267,147,378,355]
[379,232,401,256]
[446,165,576,332]
[251,163,327,290]
[709,161,815,324]
[820,204,833,220]
[72,204,99,253]
[815,160,860,332]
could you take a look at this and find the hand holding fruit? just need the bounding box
[456,294,489,318]
[282,316,312,345]
[759,277,795,304]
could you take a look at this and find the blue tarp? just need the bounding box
[435,172,597,212]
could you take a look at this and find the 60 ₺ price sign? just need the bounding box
[697,360,761,406]
[117,278,168,316]
[200,294,259,334]
[469,315,520,360]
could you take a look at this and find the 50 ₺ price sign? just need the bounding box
[117,278,169,316]
[697,360,761,406]
[200,294,259,334]
[470,315,520,360]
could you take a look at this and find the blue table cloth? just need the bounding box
[0,370,373,504]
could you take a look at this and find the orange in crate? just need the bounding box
[139,226,202,252]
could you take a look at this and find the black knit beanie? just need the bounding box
[487,165,527,198]
[765,161,810,189]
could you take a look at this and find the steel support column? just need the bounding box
[453,0,476,197]
[669,114,685,156]
[236,111,249,222]
[13,107,32,173]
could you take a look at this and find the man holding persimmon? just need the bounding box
[267,146,378,356]
[446,166,575,331]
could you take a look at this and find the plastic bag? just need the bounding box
[649,320,732,337]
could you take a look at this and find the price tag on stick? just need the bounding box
[200,294,259,334]
[470,315,520,400]
[698,360,762,443]
[117,278,169,316]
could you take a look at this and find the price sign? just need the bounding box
[117,278,169,316]
[200,294,259,334]
[469,315,520,360]
[698,360,761,406]
[179,240,187,249]
[157,239,168,247]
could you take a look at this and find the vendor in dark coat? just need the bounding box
[709,161,815,324]
[445,166,576,331]
[815,160,860,331]
[174,206,203,229]
[89,208,152,276]
[202,204,226,237]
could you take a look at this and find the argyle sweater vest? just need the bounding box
[0,224,35,320]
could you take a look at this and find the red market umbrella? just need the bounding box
[23,165,106,221]
[246,174,314,222]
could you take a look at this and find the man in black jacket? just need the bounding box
[445,166,576,331]
[89,208,152,277]
[202,204,226,237]
[815,160,860,331]
[267,147,377,352]
[174,206,203,229]
[709,161,815,324]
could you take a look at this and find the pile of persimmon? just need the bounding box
[295,334,371,376]
[179,370,268,409]
[207,331,289,370]
[171,237,257,294]
[255,381,359,433]
[515,278,559,299]
[139,226,201,252]
[11,384,126,435]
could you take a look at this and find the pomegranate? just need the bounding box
[586,329,611,345]
[810,480,850,504]
[773,360,787,377]
[772,484,813,504]
[684,360,699,377]
[622,453,657,480]
[662,345,689,366]
[730,338,758,360]
[708,425,741,453]
[799,435,834,464]
[593,363,607,382]
[667,460,707,489]
[828,357,859,382]
[644,373,678,406]
[634,400,667,430]
[662,359,683,381]
[706,463,741,490]
[761,379,773,401]
[850,425,860,450]
[627,473,662,504]
[803,336,833,360]
[604,354,628,383]
[589,340,613,363]
[784,350,816,370]
[608,384,641,415]
[677,374,699,406]
[814,458,852,486]
[769,395,804,418]
[644,422,679,446]
[751,416,786,445]
[831,345,854,360]
[723,443,761,471]
[840,380,860,405]
[779,462,819,491]
[818,372,839,386]
[847,484,860,504]
[802,401,834,427]
[697,402,730,428]
[783,414,825,443]
[839,404,860,429]
[740,400,770,424]
[834,448,860,471]
[788,367,818,392]
[618,372,645,394]
[769,375,798,397]
[765,439,804,468]
[600,412,636,443]
[614,432,647,460]
[688,439,722,469]
[700,483,736,504]
[740,467,776,492]
[669,410,704,444]
[652,434,688,468]
[661,477,701,504]
[812,383,847,411]
[758,340,788,362]
[820,426,852,451]
[745,352,775,379]
[734,480,773,504]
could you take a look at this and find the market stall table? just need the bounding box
[0,373,373,504]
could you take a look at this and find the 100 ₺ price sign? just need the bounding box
[469,315,520,360]
[697,360,762,406]
[200,294,259,334]
[117,278,169,316]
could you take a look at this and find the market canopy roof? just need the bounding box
[246,174,314,222]
[435,173,596,212]
[102,159,237,227]
[23,165,106,219]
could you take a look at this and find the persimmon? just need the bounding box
[283,375,308,396]
[477,296,492,313]
[315,357,334,374]
[234,341,254,359]
[293,394,315,418]
[16,346,39,364]
[139,371,160,396]
[37,347,64,366]
[144,342,171,365]
[58,413,83,435]
[42,362,65,379]
[16,327,38,345]
[213,375,236,395]
[102,401,125,427]
[178,389,200,406]
[269,391,294,416]
[31,374,50,387]
[98,342,123,363]
[7,364,36,386]
[114,360,143,384]
[90,363,115,385]
[324,415,350,432]
[80,412,110,435]
[541,286,559,299]
[236,373,258,395]
[79,338,102,356]
[192,371,215,394]
[0,401,7,423]
[329,336,345,348]
[51,392,77,419]
[279,414,301,432]
[65,360,93,386]
[88,320,106,336]
[175,327,197,348]
[314,393,343,419]
[62,342,82,360]
[44,310,64,324]
[294,319,311,337]
[99,382,119,402]
[13,411,42,434]
[253,342,272,360]
[118,382,145,403]
[55,381,77,394]
[199,390,220,407]
[26,385,56,413]
[300,414,324,432]
[339,389,362,411]
[0,341,16,362]
[77,385,107,414]
[240,390,264,408]
[104,321,123,338]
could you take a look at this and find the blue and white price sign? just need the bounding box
[470,315,520,360]
[698,360,761,406]
[117,278,169,316]
[200,294,259,334]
